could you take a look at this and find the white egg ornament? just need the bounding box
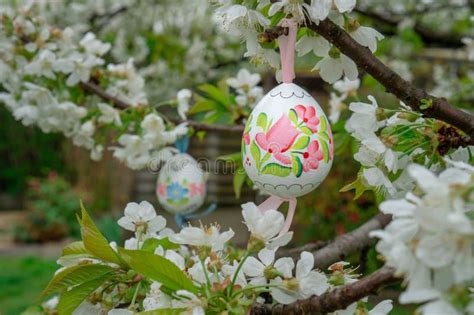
[242,83,334,198]
[156,153,206,215]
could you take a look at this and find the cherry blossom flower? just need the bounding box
[222,260,248,288]
[170,224,234,251]
[24,50,57,79]
[117,201,167,235]
[173,290,205,315]
[296,35,331,57]
[328,92,346,123]
[349,25,384,53]
[270,251,329,304]
[227,68,261,93]
[97,103,122,126]
[241,202,293,250]
[177,89,192,120]
[243,248,294,285]
[333,77,360,96]
[304,0,332,22]
[314,50,358,83]
[79,32,111,56]
[143,282,172,310]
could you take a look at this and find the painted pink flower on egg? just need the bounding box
[157,183,167,197]
[255,115,301,165]
[189,183,205,197]
[294,104,319,132]
[302,140,324,172]
[243,133,250,145]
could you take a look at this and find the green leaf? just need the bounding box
[419,98,433,110]
[300,126,313,135]
[260,152,271,165]
[319,115,328,133]
[261,163,292,177]
[119,248,198,294]
[233,166,247,199]
[188,100,219,114]
[80,204,123,266]
[250,140,261,170]
[136,309,186,315]
[289,109,298,125]
[292,155,303,178]
[244,114,253,133]
[42,264,113,297]
[319,131,329,143]
[142,237,179,252]
[57,273,112,315]
[340,175,369,199]
[198,84,230,109]
[62,241,88,256]
[321,140,330,163]
[256,112,268,130]
[292,136,310,150]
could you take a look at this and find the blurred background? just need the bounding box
[1,0,473,314]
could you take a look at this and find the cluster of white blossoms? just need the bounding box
[226,68,264,108]
[43,200,393,314]
[5,0,243,101]
[0,8,188,169]
[371,161,474,315]
[343,93,473,197]
[214,0,384,83]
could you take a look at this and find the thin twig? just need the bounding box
[79,81,245,133]
[250,266,398,314]
[79,81,129,109]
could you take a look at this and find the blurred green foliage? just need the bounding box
[0,256,57,315]
[0,106,66,197]
[14,173,81,243]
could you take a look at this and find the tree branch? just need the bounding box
[311,213,392,270]
[250,266,398,315]
[79,81,129,109]
[79,81,244,133]
[170,118,244,133]
[354,7,467,47]
[308,19,474,140]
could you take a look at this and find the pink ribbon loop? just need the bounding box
[257,195,297,235]
[278,19,298,84]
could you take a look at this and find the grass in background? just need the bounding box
[0,256,57,315]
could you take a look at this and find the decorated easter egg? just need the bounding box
[156,153,206,214]
[242,83,334,198]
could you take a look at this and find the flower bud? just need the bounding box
[247,234,266,253]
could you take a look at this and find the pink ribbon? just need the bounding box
[257,195,297,235]
[278,19,298,84]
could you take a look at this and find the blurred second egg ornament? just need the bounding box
[156,153,206,215]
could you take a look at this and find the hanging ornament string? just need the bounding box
[279,19,297,84]
[255,19,298,235]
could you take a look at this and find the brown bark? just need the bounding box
[250,266,398,315]
[308,19,474,140]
